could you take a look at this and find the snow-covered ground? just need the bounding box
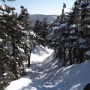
[5,46,90,90]
[31,45,54,63]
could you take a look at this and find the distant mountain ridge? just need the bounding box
[29,14,58,26]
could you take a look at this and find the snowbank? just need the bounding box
[5,78,32,90]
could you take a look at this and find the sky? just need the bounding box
[1,0,76,15]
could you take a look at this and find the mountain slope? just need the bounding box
[29,14,58,26]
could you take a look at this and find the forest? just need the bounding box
[0,0,90,90]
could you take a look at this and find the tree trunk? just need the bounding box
[69,47,72,65]
[12,36,18,79]
[62,47,66,66]
[27,49,32,68]
[18,57,21,67]
[79,48,84,63]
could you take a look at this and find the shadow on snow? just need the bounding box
[19,52,90,90]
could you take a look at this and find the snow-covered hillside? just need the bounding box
[5,46,90,90]
[29,14,58,26]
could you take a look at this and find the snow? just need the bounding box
[0,3,6,10]
[47,29,55,38]
[21,30,36,37]
[3,73,8,76]
[5,46,90,90]
[69,24,76,29]
[30,31,36,37]
[85,51,90,56]
[18,47,24,53]
[69,36,78,39]
[0,39,3,42]
[17,24,24,30]
[70,30,75,34]
[5,78,32,90]
[31,45,54,63]
[18,46,24,57]
[78,38,86,43]
[52,26,59,30]
[87,25,90,29]
[58,23,67,29]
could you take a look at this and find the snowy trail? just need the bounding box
[5,46,56,90]
[5,46,90,90]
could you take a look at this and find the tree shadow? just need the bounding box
[22,52,63,90]
[19,54,90,90]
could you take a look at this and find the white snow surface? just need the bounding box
[85,51,90,56]
[58,23,67,29]
[0,39,3,42]
[5,45,90,90]
[0,3,6,10]
[31,45,53,63]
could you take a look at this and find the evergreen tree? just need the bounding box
[0,2,37,87]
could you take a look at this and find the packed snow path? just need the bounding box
[5,46,90,90]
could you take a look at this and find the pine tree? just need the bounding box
[0,1,37,87]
